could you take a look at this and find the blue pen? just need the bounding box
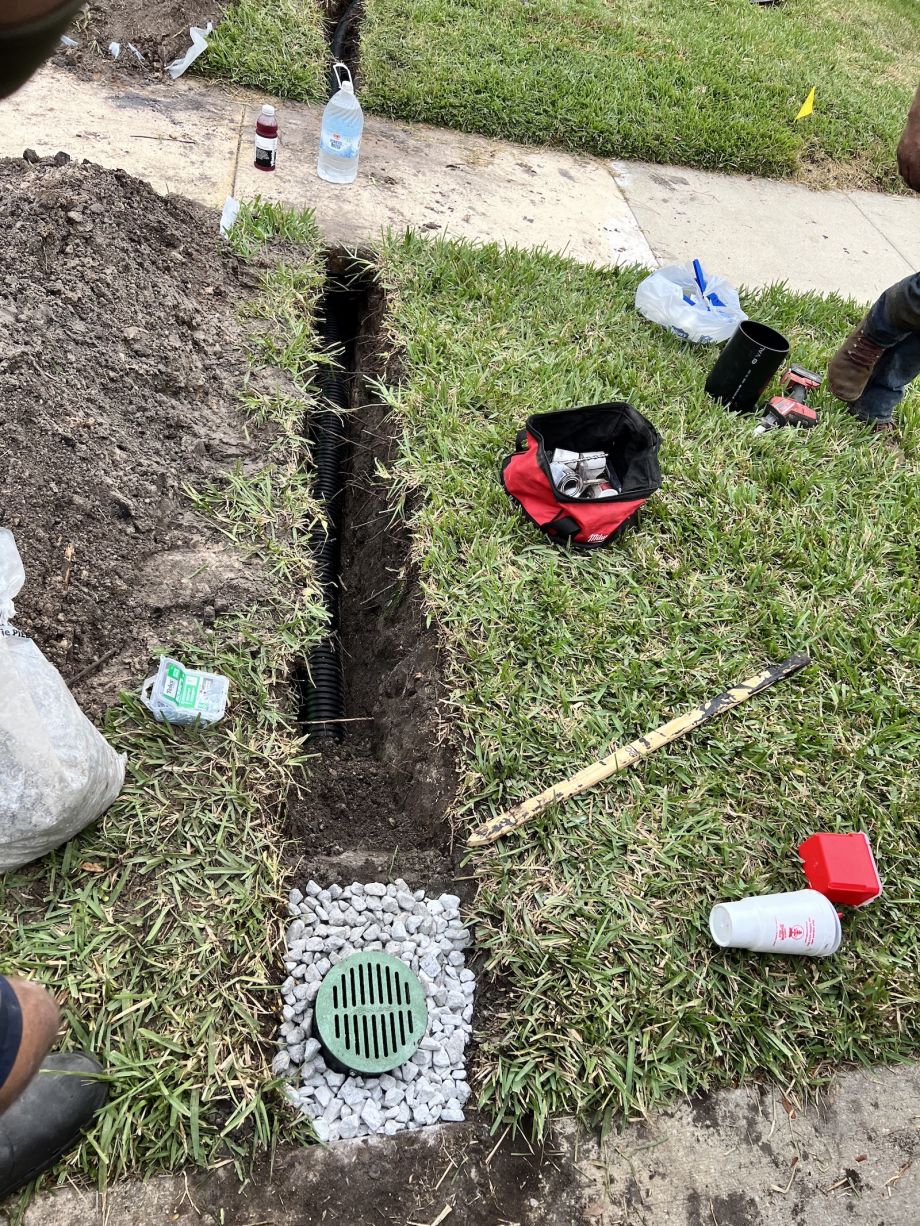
[693,259,712,311]
[694,258,727,309]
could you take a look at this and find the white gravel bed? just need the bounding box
[274,880,474,1140]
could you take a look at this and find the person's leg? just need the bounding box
[849,331,920,425]
[872,271,920,337]
[0,977,107,1200]
[828,271,920,407]
[0,977,59,1114]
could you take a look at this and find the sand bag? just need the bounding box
[0,529,125,871]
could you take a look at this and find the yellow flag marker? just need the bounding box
[796,88,816,121]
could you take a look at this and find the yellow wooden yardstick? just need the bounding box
[467,653,810,847]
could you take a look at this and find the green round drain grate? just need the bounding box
[313,952,428,1075]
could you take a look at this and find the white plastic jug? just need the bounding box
[317,63,364,184]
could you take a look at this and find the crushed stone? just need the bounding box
[275,880,474,1140]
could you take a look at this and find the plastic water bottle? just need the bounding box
[254,104,279,172]
[317,63,363,184]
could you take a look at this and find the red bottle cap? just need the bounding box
[798,832,882,908]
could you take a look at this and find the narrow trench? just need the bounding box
[287,255,461,895]
[280,2,482,1132]
[324,0,363,89]
[283,0,461,898]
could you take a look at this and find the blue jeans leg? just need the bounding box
[851,332,920,423]
[866,271,920,340]
[854,271,920,423]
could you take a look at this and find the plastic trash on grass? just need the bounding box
[141,655,229,726]
[165,22,213,79]
[0,529,125,872]
[709,889,841,957]
[635,260,746,344]
[219,195,240,237]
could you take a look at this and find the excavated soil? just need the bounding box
[0,154,265,717]
[57,0,226,78]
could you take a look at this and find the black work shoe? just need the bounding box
[0,1053,107,1201]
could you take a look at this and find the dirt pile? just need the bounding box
[59,0,225,78]
[0,155,261,717]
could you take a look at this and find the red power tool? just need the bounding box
[754,366,822,434]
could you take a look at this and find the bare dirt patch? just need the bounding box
[0,155,264,716]
[59,0,226,78]
[796,146,910,194]
[195,1124,588,1225]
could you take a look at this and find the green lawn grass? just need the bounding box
[0,204,326,1197]
[202,0,327,102]
[203,0,920,188]
[360,0,920,187]
[9,198,919,1191]
[375,234,920,1131]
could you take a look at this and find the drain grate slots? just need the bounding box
[313,952,428,1075]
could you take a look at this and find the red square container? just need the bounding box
[798,832,882,907]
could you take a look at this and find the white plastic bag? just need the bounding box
[635,261,746,344]
[0,529,125,872]
[165,22,213,79]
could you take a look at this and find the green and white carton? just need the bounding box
[140,655,229,727]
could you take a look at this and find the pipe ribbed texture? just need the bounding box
[303,300,350,739]
[303,17,360,739]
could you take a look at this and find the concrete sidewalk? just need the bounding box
[3,65,919,300]
[12,1062,920,1224]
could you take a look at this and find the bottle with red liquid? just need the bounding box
[255,104,278,172]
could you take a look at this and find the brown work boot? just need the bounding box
[827,318,887,402]
[867,419,901,451]
[849,413,902,454]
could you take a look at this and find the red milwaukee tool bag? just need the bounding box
[501,402,662,547]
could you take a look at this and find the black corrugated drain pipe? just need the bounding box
[329,0,361,93]
[302,295,351,739]
[301,12,363,740]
